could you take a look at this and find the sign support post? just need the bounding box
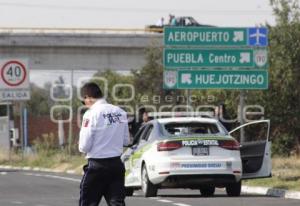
[239,90,246,142]
[68,69,74,154]
[23,107,29,154]
[0,59,30,155]
[186,89,190,112]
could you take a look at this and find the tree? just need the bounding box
[131,44,183,110]
[92,69,134,106]
[53,76,70,100]
[25,83,51,116]
[267,0,300,155]
[246,0,300,155]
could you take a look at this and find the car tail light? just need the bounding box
[157,141,182,151]
[219,140,240,150]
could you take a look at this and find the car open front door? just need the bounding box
[229,120,272,179]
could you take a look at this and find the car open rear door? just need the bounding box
[229,120,271,179]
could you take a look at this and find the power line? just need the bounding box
[0,2,273,14]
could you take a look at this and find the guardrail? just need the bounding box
[0,27,163,34]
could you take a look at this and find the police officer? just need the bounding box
[79,82,130,206]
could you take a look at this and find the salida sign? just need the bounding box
[0,59,30,101]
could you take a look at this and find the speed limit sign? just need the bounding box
[0,59,30,101]
[1,60,27,86]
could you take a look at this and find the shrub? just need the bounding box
[272,134,295,157]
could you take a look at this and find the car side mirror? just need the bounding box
[124,137,138,148]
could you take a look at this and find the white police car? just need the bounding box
[122,115,271,197]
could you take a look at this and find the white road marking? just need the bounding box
[157,199,173,203]
[10,201,23,204]
[149,197,159,200]
[24,173,81,182]
[133,192,139,196]
[155,199,192,206]
[0,172,7,175]
[173,203,192,206]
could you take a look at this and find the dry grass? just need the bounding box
[272,156,300,181]
[0,149,86,173]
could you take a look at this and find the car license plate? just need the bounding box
[192,146,209,156]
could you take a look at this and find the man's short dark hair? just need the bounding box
[81,82,103,99]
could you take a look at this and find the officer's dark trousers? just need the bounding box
[79,157,126,206]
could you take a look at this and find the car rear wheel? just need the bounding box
[141,165,158,197]
[200,186,215,197]
[125,187,134,196]
[226,181,241,197]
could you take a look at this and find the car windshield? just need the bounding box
[162,121,226,137]
[187,17,198,25]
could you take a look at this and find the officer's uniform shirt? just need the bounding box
[79,99,130,159]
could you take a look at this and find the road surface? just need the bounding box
[0,169,299,206]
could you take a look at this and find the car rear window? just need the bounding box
[162,122,224,137]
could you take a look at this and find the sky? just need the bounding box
[0,0,279,28]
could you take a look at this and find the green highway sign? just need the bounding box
[164,27,268,47]
[163,48,268,69]
[163,70,268,89]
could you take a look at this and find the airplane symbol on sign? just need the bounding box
[248,27,268,46]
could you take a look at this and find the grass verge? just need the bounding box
[0,148,86,174]
[244,156,300,191]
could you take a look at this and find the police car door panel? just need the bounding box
[123,125,146,186]
[229,120,271,179]
[130,125,152,184]
[123,147,136,186]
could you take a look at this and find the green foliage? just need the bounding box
[131,45,183,108]
[272,134,295,156]
[26,83,52,116]
[91,44,185,111]
[132,45,164,98]
[264,0,300,153]
[93,70,134,105]
[233,0,300,155]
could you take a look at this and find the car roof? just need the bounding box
[153,117,219,124]
[175,16,195,19]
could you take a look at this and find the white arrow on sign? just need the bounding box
[239,52,251,64]
[181,73,193,85]
[233,31,244,42]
